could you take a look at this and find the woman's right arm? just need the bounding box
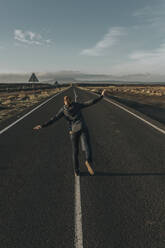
[33,107,64,130]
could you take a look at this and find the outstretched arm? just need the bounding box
[80,89,105,109]
[33,107,64,130]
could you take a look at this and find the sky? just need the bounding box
[0,0,165,76]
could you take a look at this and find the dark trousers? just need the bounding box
[70,129,92,171]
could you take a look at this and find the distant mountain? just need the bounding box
[0,71,165,83]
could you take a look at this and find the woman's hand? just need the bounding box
[101,89,106,96]
[33,125,42,130]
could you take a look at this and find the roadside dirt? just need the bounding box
[0,88,65,123]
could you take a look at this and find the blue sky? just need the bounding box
[0,0,165,75]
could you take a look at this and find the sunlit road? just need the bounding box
[0,87,165,248]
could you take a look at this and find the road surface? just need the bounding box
[0,87,165,248]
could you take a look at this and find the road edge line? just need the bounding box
[104,97,165,135]
[78,87,165,135]
[0,87,69,135]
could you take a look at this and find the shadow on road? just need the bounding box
[80,171,165,177]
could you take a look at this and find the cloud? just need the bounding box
[89,1,165,74]
[129,43,165,64]
[116,1,165,74]
[133,0,165,26]
[14,29,52,46]
[133,6,153,17]
[80,27,126,56]
[109,42,165,75]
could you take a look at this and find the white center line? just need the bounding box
[73,88,84,248]
[75,176,84,248]
[74,88,78,102]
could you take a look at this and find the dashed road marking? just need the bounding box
[74,88,78,102]
[73,88,84,248]
[74,176,84,248]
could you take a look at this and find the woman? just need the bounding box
[33,89,105,176]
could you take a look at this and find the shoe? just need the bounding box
[74,170,80,176]
[85,161,94,175]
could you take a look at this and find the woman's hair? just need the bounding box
[64,96,71,101]
[64,96,71,102]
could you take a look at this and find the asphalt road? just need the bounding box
[0,87,165,248]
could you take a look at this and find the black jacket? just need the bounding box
[42,95,103,132]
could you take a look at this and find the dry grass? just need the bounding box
[78,85,165,111]
[82,85,165,96]
[0,88,66,123]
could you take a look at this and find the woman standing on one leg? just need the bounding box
[33,89,105,176]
